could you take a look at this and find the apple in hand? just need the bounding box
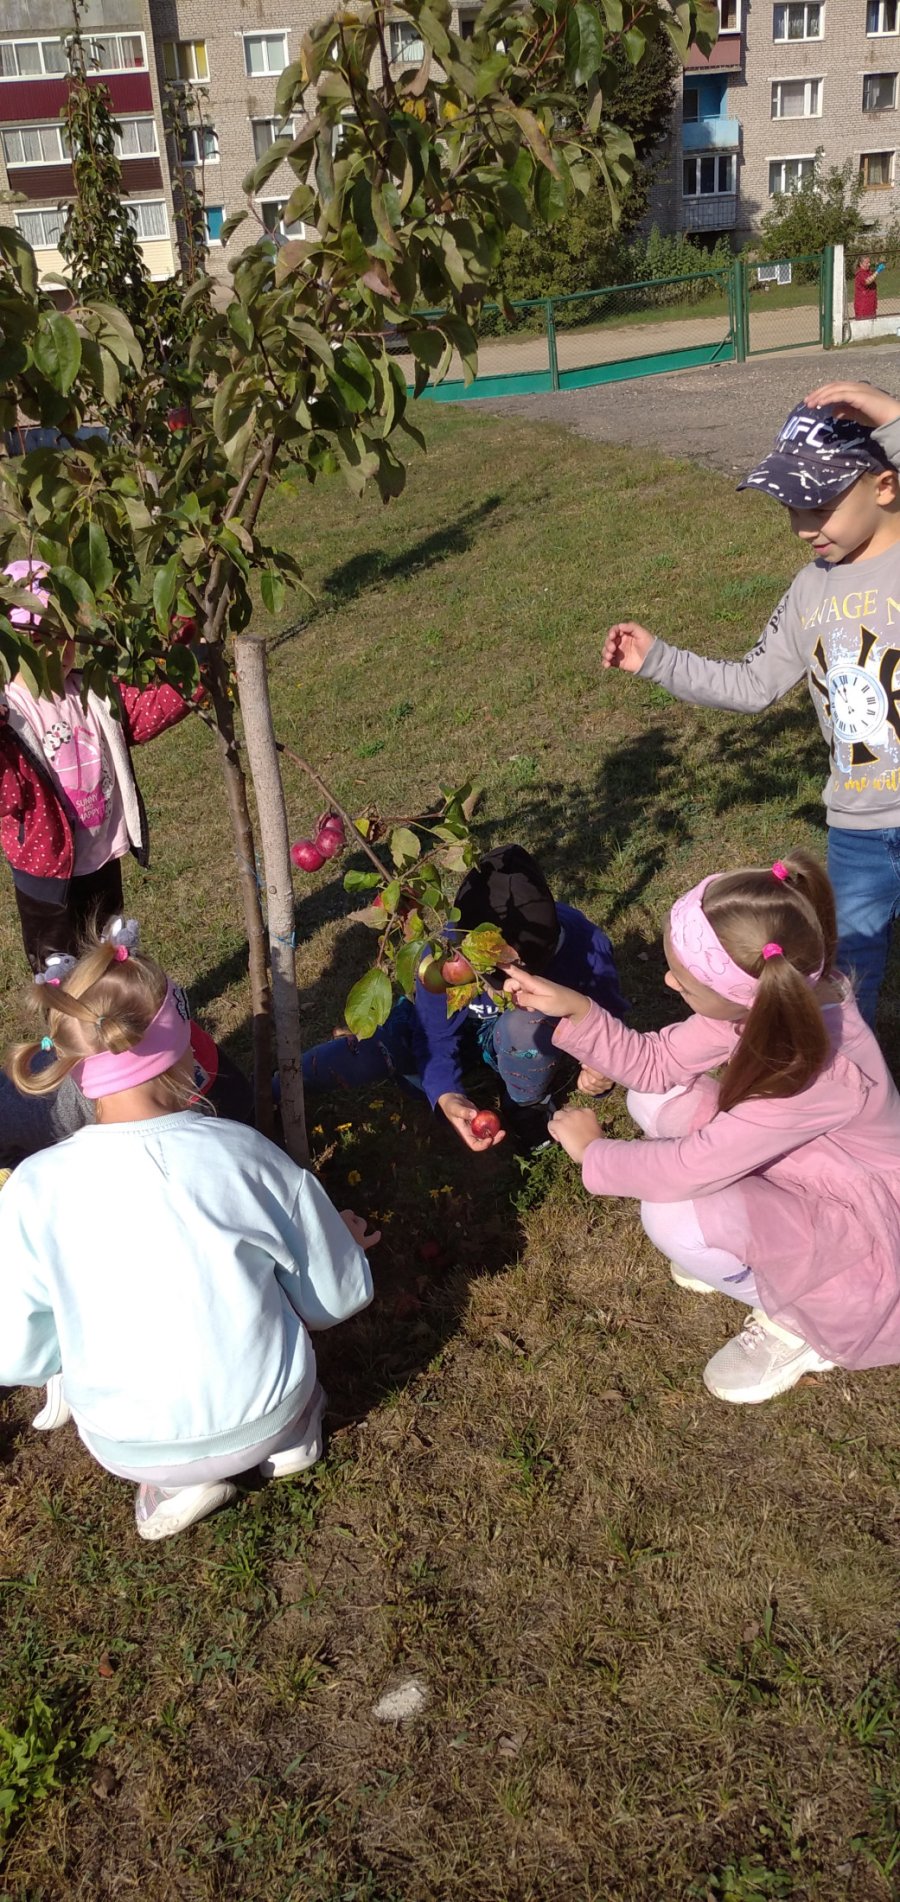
[470,1109,501,1141]
[291,839,325,872]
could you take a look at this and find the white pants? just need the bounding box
[80,1382,327,1487]
[627,1086,759,1305]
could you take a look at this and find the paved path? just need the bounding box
[482,342,900,478]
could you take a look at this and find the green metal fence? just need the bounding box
[405,247,834,402]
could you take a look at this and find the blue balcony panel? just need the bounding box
[683,117,740,151]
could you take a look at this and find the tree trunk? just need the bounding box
[233,634,309,1167]
[204,645,274,1138]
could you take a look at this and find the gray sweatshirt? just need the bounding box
[638,416,900,832]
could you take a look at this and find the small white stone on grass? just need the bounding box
[372,1675,429,1724]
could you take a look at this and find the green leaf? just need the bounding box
[565,3,605,86]
[152,555,179,631]
[220,209,250,246]
[600,0,624,28]
[344,967,393,1039]
[382,880,402,912]
[75,522,113,597]
[260,570,285,615]
[460,922,514,973]
[82,1725,115,1761]
[227,302,254,350]
[32,314,82,396]
[395,937,424,999]
[343,869,382,893]
[390,825,421,870]
[445,980,478,1017]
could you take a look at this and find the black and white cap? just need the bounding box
[738,402,893,508]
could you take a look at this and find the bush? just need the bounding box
[759,159,872,280]
[624,227,734,304]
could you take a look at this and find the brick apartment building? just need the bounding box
[0,0,473,288]
[650,0,900,244]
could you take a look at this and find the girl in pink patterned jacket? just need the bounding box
[505,852,900,1405]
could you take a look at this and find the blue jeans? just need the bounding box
[827,825,900,1027]
[301,1001,566,1105]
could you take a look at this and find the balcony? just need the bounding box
[683,193,737,231]
[685,38,744,70]
[683,116,740,150]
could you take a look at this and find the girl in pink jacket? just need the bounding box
[505,853,900,1405]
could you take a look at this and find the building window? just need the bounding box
[773,2,822,37]
[114,117,159,159]
[126,199,168,240]
[860,149,895,186]
[258,199,305,239]
[867,0,899,33]
[771,76,822,116]
[682,154,736,196]
[86,33,145,70]
[388,20,426,61]
[243,34,288,76]
[719,0,741,30]
[15,206,66,248]
[183,125,219,163]
[205,205,225,244]
[252,117,291,158]
[768,154,816,191]
[1,123,70,166]
[863,71,897,108]
[683,85,700,121]
[0,37,67,77]
[162,40,209,83]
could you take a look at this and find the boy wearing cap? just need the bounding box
[603,379,900,1026]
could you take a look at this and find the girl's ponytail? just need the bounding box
[703,851,836,1114]
[6,939,168,1098]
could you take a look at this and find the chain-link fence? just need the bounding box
[741,254,827,357]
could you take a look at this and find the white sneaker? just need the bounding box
[32,1374,73,1431]
[259,1384,327,1479]
[703,1308,834,1405]
[134,1480,237,1541]
[669,1261,716,1295]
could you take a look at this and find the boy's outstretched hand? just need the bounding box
[437,1091,506,1152]
[805,381,900,429]
[602,622,656,673]
[549,1105,604,1163]
[503,968,592,1024]
[341,1210,382,1250]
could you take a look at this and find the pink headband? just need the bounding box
[668,875,822,1007]
[72,981,192,1100]
[668,875,759,1008]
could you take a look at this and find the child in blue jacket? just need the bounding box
[302,845,627,1151]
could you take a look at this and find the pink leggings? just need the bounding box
[627,1086,759,1305]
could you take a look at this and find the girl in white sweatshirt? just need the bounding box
[0,938,377,1541]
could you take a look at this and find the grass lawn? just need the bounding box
[1,405,899,1901]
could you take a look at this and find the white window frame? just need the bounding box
[162,40,209,84]
[388,19,426,62]
[241,32,289,77]
[0,37,67,77]
[859,147,896,187]
[682,153,736,197]
[250,116,298,159]
[867,0,899,34]
[718,0,742,33]
[768,153,817,192]
[1,122,70,166]
[862,69,898,109]
[125,198,169,240]
[15,205,66,248]
[770,75,822,117]
[114,116,159,160]
[773,2,823,40]
[182,124,219,164]
[257,197,306,240]
[0,32,147,76]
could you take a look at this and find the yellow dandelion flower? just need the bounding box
[336,1122,353,1134]
[312,1125,324,1135]
[369,1099,384,1110]
[347,1170,361,1186]
[429,1188,441,1200]
[390,1113,401,1125]
[440,1184,452,1195]
[380,1209,394,1222]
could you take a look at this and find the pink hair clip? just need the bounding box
[762,942,783,960]
[771,861,789,882]
[46,976,60,987]
[114,946,129,962]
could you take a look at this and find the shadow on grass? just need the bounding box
[268,495,504,651]
[711,698,825,824]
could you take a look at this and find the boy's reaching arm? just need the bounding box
[604,585,807,714]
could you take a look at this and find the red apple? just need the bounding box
[291,839,325,872]
[471,1109,501,1141]
[442,952,475,987]
[418,957,448,995]
[166,406,190,432]
[316,811,345,842]
[170,614,196,645]
[315,827,344,861]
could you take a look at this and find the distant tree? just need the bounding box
[58,0,152,333]
[759,157,872,279]
[491,36,679,301]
